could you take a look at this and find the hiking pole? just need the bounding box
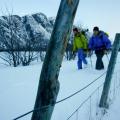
[105,50,110,62]
[89,51,93,68]
[89,55,93,68]
[106,53,110,62]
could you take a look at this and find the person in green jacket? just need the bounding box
[73,28,88,69]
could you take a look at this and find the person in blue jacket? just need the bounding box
[88,26,111,70]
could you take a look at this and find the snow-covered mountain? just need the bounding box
[0,12,90,51]
[0,13,54,50]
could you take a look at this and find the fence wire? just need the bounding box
[13,72,106,120]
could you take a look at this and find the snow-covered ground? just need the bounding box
[0,53,120,120]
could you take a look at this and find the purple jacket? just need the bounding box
[88,31,111,50]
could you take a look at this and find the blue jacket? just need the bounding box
[88,31,111,50]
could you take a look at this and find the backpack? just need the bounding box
[99,31,111,50]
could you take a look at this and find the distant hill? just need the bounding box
[0,12,55,50]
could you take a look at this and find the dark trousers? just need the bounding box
[95,50,104,70]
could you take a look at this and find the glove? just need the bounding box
[72,51,76,59]
[88,49,93,57]
[83,49,88,52]
[104,49,111,54]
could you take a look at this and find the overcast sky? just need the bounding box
[0,0,119,40]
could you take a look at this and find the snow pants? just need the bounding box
[77,49,87,69]
[95,50,104,70]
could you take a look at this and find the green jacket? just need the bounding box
[73,33,88,52]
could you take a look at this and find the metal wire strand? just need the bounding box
[13,72,106,120]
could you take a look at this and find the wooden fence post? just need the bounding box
[99,33,120,108]
[31,0,80,120]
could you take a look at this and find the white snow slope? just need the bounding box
[0,53,120,120]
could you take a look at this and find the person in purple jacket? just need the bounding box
[88,26,111,70]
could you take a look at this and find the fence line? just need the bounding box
[66,68,120,120]
[11,52,120,120]
[66,83,104,120]
[12,67,120,120]
[13,72,106,120]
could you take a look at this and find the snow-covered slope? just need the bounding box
[0,53,120,120]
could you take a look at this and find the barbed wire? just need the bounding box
[13,105,52,120]
[13,71,106,120]
[66,83,104,120]
[66,69,120,120]
[56,71,106,104]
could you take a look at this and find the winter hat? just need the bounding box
[93,26,99,31]
[73,27,79,32]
